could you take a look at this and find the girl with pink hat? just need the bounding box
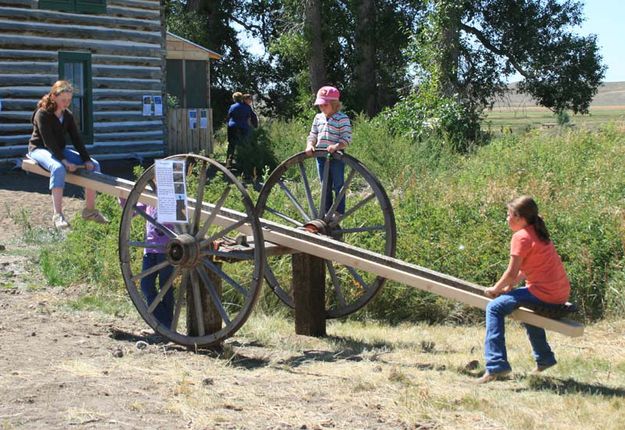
[305,85,352,215]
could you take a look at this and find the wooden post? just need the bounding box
[292,253,326,336]
[187,262,223,348]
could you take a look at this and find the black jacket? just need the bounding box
[28,108,90,162]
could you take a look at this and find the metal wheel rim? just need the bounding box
[256,150,396,318]
[119,154,264,346]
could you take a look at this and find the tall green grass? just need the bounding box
[40,120,625,322]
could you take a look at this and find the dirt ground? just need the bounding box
[0,165,421,430]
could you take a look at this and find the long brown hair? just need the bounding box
[37,80,74,112]
[508,195,551,242]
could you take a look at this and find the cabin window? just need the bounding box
[39,0,106,14]
[59,52,93,144]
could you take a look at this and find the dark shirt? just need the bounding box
[28,108,90,162]
[227,102,258,130]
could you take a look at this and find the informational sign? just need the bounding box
[188,109,197,129]
[155,159,188,223]
[153,95,163,116]
[142,95,153,116]
[200,109,208,129]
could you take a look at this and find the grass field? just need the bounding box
[484,105,625,132]
[485,81,625,132]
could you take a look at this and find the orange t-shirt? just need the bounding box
[510,225,570,304]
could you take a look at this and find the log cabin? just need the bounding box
[0,0,219,162]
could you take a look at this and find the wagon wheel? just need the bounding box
[119,154,264,347]
[256,150,396,318]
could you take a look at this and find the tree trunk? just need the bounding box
[354,0,378,116]
[436,1,462,98]
[304,0,327,93]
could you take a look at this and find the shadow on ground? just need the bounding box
[527,375,625,397]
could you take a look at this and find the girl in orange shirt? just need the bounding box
[477,196,570,383]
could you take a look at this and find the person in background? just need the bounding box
[226,91,258,167]
[242,93,259,129]
[477,196,570,384]
[28,80,108,230]
[305,85,352,215]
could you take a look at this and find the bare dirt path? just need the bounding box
[0,168,188,429]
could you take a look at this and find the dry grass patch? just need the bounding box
[94,315,621,429]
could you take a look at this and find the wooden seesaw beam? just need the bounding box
[21,159,584,337]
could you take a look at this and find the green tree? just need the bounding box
[243,0,423,117]
[391,0,605,150]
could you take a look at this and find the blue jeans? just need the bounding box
[484,287,557,374]
[141,253,174,329]
[28,147,100,190]
[316,156,345,214]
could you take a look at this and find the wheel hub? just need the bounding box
[166,233,200,267]
[302,219,329,235]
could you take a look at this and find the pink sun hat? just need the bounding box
[314,86,340,105]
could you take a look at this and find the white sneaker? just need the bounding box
[53,213,70,230]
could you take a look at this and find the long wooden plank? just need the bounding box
[20,159,584,337]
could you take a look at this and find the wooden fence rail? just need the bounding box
[167,108,213,155]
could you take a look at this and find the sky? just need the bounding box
[581,0,624,82]
[235,1,625,82]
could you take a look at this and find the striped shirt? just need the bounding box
[307,111,352,149]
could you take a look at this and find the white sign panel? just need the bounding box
[154,95,163,116]
[200,109,208,129]
[188,110,197,129]
[155,159,188,223]
[142,95,153,116]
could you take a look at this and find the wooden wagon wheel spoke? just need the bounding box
[278,179,312,222]
[190,270,206,336]
[120,154,264,347]
[195,267,232,324]
[298,161,318,219]
[340,192,376,221]
[191,160,208,235]
[147,266,181,314]
[325,261,347,308]
[256,150,396,318]
[171,270,188,333]
[201,259,248,296]
[344,265,371,292]
[131,260,171,283]
[263,206,304,227]
[134,206,177,239]
[196,186,231,240]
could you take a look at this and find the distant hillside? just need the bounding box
[493,81,625,109]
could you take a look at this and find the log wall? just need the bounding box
[0,0,166,160]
